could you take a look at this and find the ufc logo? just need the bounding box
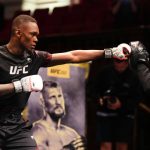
[10,65,28,74]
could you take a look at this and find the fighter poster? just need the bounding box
[24,63,89,149]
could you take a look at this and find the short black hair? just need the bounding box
[11,14,37,35]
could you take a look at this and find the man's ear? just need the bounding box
[15,29,22,38]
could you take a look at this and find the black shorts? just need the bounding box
[0,110,37,150]
[96,116,134,143]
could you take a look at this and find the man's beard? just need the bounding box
[49,111,65,121]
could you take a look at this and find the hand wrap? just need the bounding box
[13,75,43,93]
[104,43,131,60]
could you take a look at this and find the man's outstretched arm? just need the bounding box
[50,44,131,66]
[0,44,131,97]
[51,50,104,66]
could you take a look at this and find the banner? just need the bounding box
[26,63,89,143]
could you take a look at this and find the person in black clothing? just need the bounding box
[0,14,129,149]
[129,41,150,95]
[87,55,143,150]
[129,41,150,150]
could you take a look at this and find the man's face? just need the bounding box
[44,87,65,119]
[18,22,39,52]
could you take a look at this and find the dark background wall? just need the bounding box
[0,0,150,149]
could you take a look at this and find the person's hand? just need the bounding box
[66,136,87,150]
[104,43,131,60]
[99,97,104,106]
[129,41,150,70]
[107,97,121,110]
[114,43,131,60]
[13,75,43,93]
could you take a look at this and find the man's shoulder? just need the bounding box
[33,119,48,130]
[60,124,79,136]
[0,45,6,52]
[0,45,9,58]
[35,50,51,56]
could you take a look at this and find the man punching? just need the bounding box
[0,14,130,149]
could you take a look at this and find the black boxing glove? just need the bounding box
[129,41,150,70]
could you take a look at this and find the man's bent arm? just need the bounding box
[0,83,15,96]
[0,75,43,96]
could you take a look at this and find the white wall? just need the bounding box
[3,0,72,19]
[3,0,81,19]
[22,0,71,14]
